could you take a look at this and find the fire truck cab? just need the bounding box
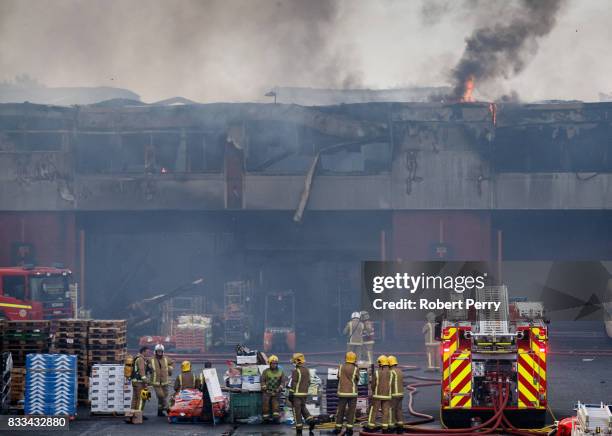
[0,266,74,320]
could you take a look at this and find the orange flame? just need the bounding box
[461,75,476,102]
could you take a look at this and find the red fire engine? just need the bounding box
[0,266,74,320]
[440,286,548,428]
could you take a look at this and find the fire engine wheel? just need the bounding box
[441,408,547,429]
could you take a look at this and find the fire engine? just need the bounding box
[0,266,75,320]
[440,286,548,428]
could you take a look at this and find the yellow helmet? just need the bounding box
[268,355,279,364]
[181,360,191,372]
[140,388,151,401]
[377,355,389,366]
[387,355,398,366]
[345,351,357,364]
[291,353,305,365]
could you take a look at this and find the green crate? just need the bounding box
[229,391,262,422]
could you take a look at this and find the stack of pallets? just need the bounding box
[0,321,51,367]
[87,320,127,365]
[52,319,90,403]
[0,321,51,409]
[9,368,26,408]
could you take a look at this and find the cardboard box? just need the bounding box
[241,366,259,376]
[236,355,257,365]
[306,404,320,416]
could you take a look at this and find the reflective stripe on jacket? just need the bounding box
[344,320,364,345]
[371,366,392,400]
[174,371,198,391]
[289,365,310,397]
[150,356,174,386]
[132,354,148,385]
[337,363,359,397]
[390,367,404,397]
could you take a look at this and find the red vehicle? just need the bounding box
[0,266,74,320]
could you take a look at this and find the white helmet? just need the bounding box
[351,311,361,319]
[154,344,165,352]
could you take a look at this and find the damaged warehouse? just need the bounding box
[1,100,612,329]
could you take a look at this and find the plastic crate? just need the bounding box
[229,391,261,422]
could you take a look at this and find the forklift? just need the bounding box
[263,291,296,353]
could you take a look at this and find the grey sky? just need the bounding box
[0,0,609,103]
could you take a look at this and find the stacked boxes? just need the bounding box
[240,365,261,391]
[1,352,12,412]
[52,319,90,402]
[87,320,127,365]
[175,315,212,352]
[89,364,132,414]
[25,354,77,416]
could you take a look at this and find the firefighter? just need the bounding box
[361,311,375,364]
[422,312,441,371]
[174,360,200,392]
[388,355,404,433]
[289,352,316,435]
[149,343,174,416]
[343,312,364,356]
[366,355,394,433]
[125,346,150,424]
[261,354,286,424]
[334,351,360,435]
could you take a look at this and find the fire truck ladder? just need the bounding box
[475,285,509,338]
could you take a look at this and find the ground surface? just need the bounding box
[3,328,611,435]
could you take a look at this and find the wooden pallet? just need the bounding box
[88,355,126,363]
[1,339,49,347]
[88,320,127,328]
[90,411,127,417]
[88,337,126,345]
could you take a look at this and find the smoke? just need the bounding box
[0,0,361,102]
[449,0,566,101]
[0,0,609,103]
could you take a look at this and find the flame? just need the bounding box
[461,75,476,102]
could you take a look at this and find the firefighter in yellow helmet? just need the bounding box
[261,355,286,424]
[334,351,360,435]
[289,353,315,435]
[149,344,174,416]
[174,360,201,394]
[388,355,405,433]
[366,355,394,433]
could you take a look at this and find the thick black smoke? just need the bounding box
[450,0,566,101]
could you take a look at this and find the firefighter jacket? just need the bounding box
[174,371,200,391]
[149,355,174,386]
[131,353,148,385]
[371,366,393,400]
[343,319,364,345]
[337,362,360,398]
[390,366,404,398]
[289,365,310,397]
[261,367,286,394]
[362,320,375,344]
[423,322,438,346]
